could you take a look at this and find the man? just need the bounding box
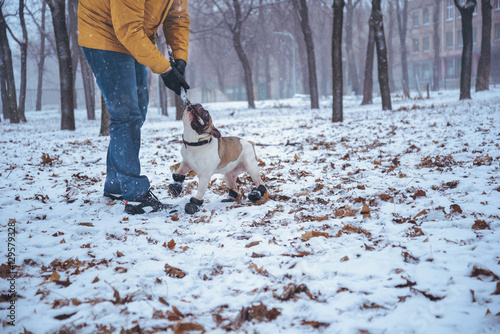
[78,0,189,214]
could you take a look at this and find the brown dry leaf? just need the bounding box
[493,282,500,295]
[338,224,371,238]
[167,305,185,321]
[235,303,281,325]
[248,264,269,276]
[301,320,330,328]
[414,210,428,219]
[340,256,349,262]
[301,231,330,241]
[274,283,315,301]
[361,204,370,214]
[411,190,426,200]
[116,251,124,257]
[92,276,99,284]
[115,267,128,274]
[171,215,180,221]
[40,271,60,285]
[0,263,11,279]
[78,222,94,227]
[470,265,500,281]
[450,204,463,214]
[245,241,261,248]
[173,322,205,334]
[165,264,186,279]
[472,220,490,230]
[168,239,176,250]
[294,154,300,161]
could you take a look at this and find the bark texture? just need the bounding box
[292,0,319,109]
[475,0,492,92]
[454,0,477,100]
[0,4,18,123]
[361,20,375,106]
[332,0,344,122]
[46,0,75,130]
[372,0,391,110]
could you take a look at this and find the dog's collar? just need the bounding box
[182,135,212,147]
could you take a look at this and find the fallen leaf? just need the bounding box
[470,265,499,281]
[301,231,330,241]
[245,241,261,248]
[173,322,205,334]
[411,190,426,200]
[301,320,330,328]
[54,312,77,320]
[450,204,463,214]
[165,264,186,278]
[414,210,428,219]
[493,282,500,295]
[168,239,176,250]
[472,220,489,230]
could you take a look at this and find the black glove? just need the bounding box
[160,66,190,95]
[173,59,186,76]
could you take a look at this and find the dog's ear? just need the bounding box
[211,127,221,139]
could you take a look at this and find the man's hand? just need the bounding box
[161,66,190,95]
[173,59,186,76]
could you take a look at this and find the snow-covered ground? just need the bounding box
[1,89,499,333]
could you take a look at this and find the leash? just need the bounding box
[166,45,194,109]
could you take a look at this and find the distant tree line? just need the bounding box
[0,0,493,128]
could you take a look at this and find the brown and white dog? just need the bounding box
[169,104,267,214]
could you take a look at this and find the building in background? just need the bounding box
[407,0,500,91]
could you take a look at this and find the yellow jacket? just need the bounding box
[78,0,189,74]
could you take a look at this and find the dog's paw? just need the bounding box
[221,189,239,203]
[248,185,267,203]
[169,183,183,197]
[169,174,186,197]
[185,197,204,214]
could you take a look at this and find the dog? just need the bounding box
[169,103,267,214]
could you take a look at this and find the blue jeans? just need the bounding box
[82,47,150,200]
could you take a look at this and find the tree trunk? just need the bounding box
[17,0,28,122]
[361,19,375,105]
[232,30,255,109]
[345,0,360,95]
[332,0,344,122]
[372,0,392,110]
[81,56,95,119]
[68,0,80,110]
[387,1,396,91]
[99,94,110,136]
[454,0,477,100]
[0,5,18,123]
[293,0,319,109]
[475,0,492,92]
[46,0,75,130]
[396,0,410,98]
[432,0,441,91]
[36,0,47,111]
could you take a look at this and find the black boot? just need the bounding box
[248,185,267,203]
[125,189,176,215]
[169,174,185,197]
[221,189,239,202]
[185,197,203,214]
